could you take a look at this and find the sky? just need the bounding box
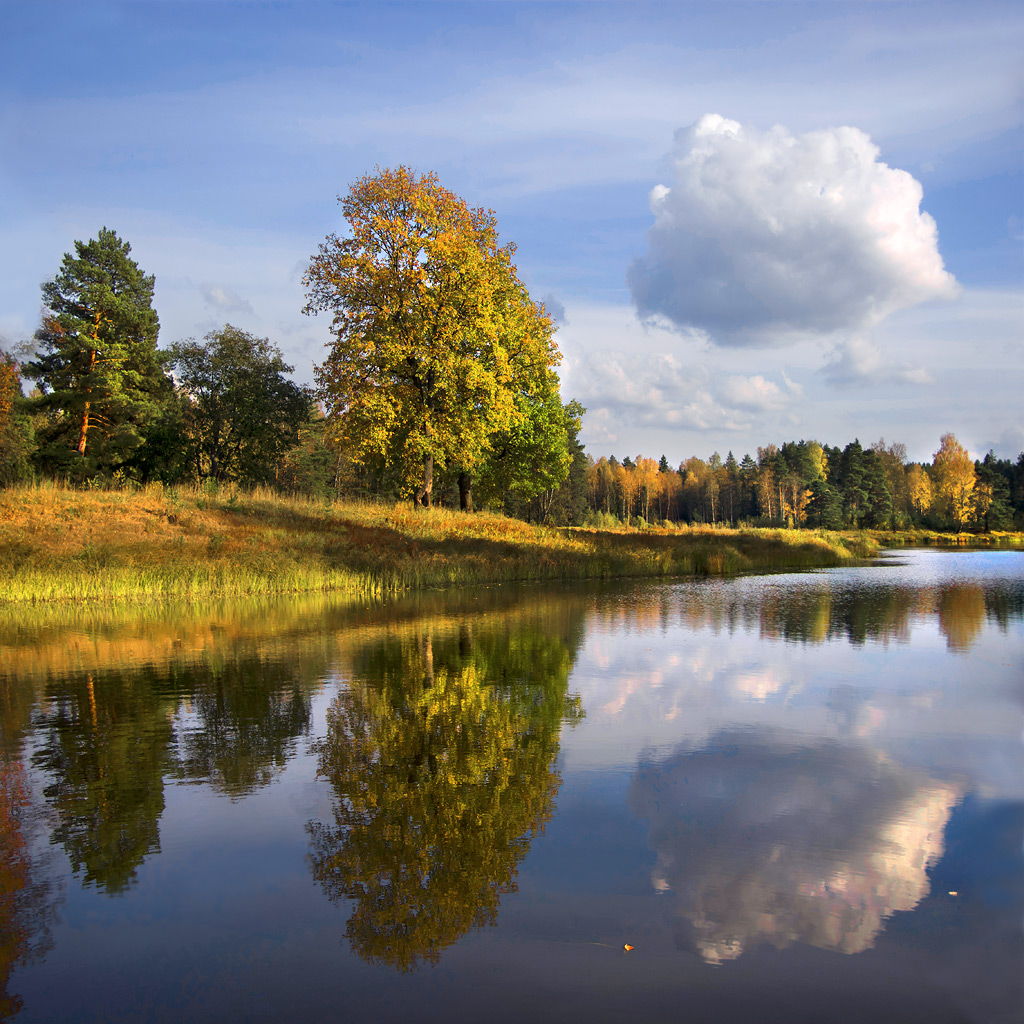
[1,0,1021,465]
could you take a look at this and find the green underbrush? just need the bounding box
[2,481,880,605]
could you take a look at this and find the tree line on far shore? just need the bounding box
[584,437,1024,533]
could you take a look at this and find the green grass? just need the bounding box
[1,481,881,605]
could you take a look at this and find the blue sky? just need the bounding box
[2,0,1021,463]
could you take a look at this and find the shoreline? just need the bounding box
[3,482,1018,607]
[1,482,880,605]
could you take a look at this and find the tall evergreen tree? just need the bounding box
[26,228,167,477]
[807,477,843,529]
[838,440,869,527]
[973,452,1014,531]
[861,448,894,528]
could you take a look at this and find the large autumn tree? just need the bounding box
[304,167,561,507]
[26,228,168,477]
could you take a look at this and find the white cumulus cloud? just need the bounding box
[628,114,960,345]
[719,373,801,412]
[567,347,800,437]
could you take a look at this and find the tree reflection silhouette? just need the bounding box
[937,585,986,651]
[173,657,314,799]
[309,619,584,970]
[31,668,174,894]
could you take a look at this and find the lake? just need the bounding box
[1,549,1021,1023]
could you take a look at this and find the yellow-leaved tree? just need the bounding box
[931,433,976,531]
[906,464,932,518]
[304,167,560,507]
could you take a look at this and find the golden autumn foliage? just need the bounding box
[308,621,584,970]
[305,167,560,506]
[906,464,933,516]
[931,433,976,530]
[0,359,17,423]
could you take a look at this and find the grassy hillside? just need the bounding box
[1,481,880,604]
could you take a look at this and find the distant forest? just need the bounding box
[579,437,1023,533]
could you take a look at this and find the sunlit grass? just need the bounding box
[865,528,1024,548]
[0,481,881,604]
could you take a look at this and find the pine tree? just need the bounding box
[838,440,869,527]
[26,228,168,477]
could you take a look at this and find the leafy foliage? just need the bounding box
[170,325,311,485]
[931,433,975,531]
[305,167,561,506]
[0,354,34,487]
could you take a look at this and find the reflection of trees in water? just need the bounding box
[31,668,175,894]
[608,578,1024,650]
[308,615,585,971]
[0,755,60,1020]
[937,585,986,651]
[28,654,321,893]
[173,657,314,799]
[629,730,958,964]
[12,590,589,905]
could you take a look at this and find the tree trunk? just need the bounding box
[458,471,473,512]
[77,348,97,457]
[77,402,90,457]
[415,453,434,507]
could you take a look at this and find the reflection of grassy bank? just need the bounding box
[1,482,877,604]
[0,587,594,688]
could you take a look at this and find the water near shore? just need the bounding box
[2,549,1021,1022]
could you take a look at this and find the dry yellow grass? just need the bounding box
[0,480,878,604]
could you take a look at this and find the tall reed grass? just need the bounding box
[1,481,880,605]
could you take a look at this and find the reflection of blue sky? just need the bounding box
[561,553,1024,802]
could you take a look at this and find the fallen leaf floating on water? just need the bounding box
[624,944,634,951]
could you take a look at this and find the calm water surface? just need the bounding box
[1,549,1021,1023]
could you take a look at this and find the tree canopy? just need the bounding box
[0,353,34,487]
[26,228,168,477]
[170,325,311,484]
[304,167,562,506]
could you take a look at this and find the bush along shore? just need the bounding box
[1,481,888,605]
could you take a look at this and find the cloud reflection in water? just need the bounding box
[628,730,958,964]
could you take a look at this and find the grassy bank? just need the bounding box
[1,481,879,604]
[865,528,1024,548]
